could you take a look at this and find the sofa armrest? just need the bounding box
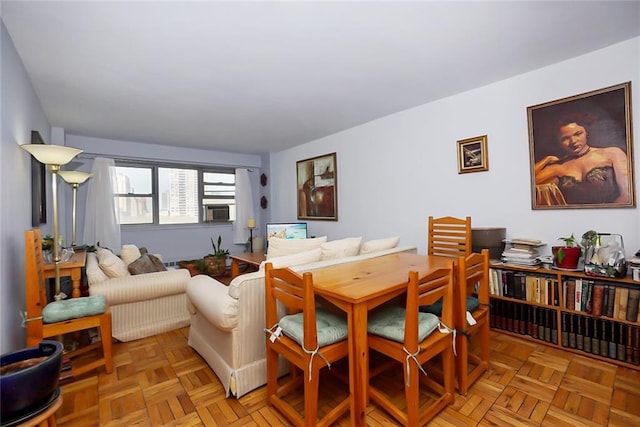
[186,275,239,331]
[89,269,191,305]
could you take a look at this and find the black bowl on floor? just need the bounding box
[0,340,63,420]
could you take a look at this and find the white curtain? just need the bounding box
[233,168,255,244]
[83,157,121,251]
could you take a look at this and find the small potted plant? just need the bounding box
[552,233,582,270]
[204,235,230,276]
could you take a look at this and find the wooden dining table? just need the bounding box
[310,251,454,426]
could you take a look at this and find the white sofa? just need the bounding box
[186,236,417,398]
[86,246,192,342]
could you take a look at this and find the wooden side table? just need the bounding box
[43,250,86,298]
[229,251,266,279]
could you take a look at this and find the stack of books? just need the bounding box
[501,238,544,266]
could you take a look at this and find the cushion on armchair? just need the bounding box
[128,253,167,275]
[320,237,362,260]
[120,244,142,265]
[97,248,130,278]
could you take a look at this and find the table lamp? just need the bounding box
[21,144,83,297]
[247,219,256,253]
[58,171,92,247]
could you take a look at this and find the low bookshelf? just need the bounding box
[489,262,640,370]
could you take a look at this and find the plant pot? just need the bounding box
[204,255,227,276]
[552,246,582,270]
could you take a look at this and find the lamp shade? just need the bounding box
[21,144,82,166]
[58,171,92,185]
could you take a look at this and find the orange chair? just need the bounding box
[455,249,491,395]
[24,228,113,378]
[264,263,350,426]
[367,267,455,426]
[427,216,472,258]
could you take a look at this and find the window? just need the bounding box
[113,163,235,225]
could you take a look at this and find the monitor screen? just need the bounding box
[266,222,308,241]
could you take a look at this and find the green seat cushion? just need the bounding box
[42,295,107,323]
[279,309,348,347]
[368,305,439,343]
[419,296,479,316]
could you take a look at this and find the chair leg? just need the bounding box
[304,362,320,427]
[266,347,278,404]
[100,313,113,374]
[455,333,469,395]
[406,360,420,426]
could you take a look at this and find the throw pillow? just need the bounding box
[259,248,322,270]
[266,236,327,259]
[320,237,362,260]
[120,244,141,266]
[97,248,130,278]
[128,253,168,275]
[359,236,400,255]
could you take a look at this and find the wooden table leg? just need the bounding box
[230,258,240,279]
[350,303,369,426]
[71,268,82,298]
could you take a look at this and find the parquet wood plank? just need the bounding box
[54,328,639,426]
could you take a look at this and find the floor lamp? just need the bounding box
[21,144,82,298]
[58,171,92,247]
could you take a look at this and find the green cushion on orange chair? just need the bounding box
[42,295,107,323]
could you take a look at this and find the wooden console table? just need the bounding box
[229,251,266,278]
[44,249,87,298]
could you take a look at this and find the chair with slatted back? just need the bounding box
[367,267,455,426]
[455,249,491,395]
[24,228,113,378]
[264,263,350,427]
[427,216,472,258]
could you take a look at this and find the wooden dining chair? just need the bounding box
[264,263,350,427]
[367,267,455,426]
[427,216,472,258]
[455,249,491,395]
[24,228,113,378]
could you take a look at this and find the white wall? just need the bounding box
[269,37,640,257]
[0,22,53,353]
[65,134,264,263]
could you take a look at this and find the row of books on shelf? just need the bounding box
[490,298,558,343]
[490,298,640,365]
[489,269,559,306]
[564,278,640,322]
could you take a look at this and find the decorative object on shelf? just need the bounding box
[457,135,489,174]
[260,196,268,209]
[260,173,267,186]
[528,81,635,209]
[552,233,582,270]
[296,152,337,220]
[58,171,92,247]
[583,232,627,278]
[204,235,229,276]
[21,143,83,298]
[471,227,505,260]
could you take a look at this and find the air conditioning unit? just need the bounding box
[204,205,230,222]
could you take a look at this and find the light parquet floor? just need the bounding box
[55,329,640,426]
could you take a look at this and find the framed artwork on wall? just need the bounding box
[296,152,337,221]
[457,135,488,174]
[31,130,47,226]
[528,82,634,209]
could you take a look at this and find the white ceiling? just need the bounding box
[2,1,639,154]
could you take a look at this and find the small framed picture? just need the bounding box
[457,135,488,174]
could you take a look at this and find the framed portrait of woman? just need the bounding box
[527,82,635,209]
